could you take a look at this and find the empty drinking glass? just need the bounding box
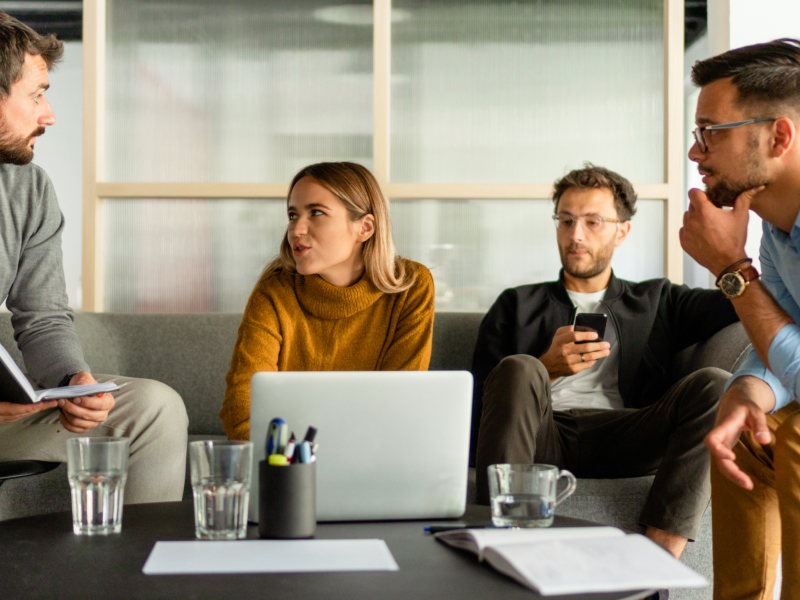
[190,440,253,540]
[66,437,130,535]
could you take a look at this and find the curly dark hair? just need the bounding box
[0,11,63,98]
[691,38,800,113]
[552,163,637,222]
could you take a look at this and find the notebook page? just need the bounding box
[35,382,121,401]
[0,342,37,402]
[436,526,623,560]
[486,534,708,595]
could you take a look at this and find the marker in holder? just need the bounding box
[258,461,316,539]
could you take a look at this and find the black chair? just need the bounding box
[0,460,60,488]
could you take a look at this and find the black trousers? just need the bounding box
[475,354,729,540]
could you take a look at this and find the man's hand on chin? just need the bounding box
[703,376,774,490]
[679,186,762,275]
[57,371,115,434]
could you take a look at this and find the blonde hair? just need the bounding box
[260,162,415,294]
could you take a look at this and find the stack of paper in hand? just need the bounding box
[0,342,121,404]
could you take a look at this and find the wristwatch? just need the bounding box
[58,372,79,387]
[716,264,760,299]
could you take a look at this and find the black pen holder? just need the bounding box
[258,461,316,539]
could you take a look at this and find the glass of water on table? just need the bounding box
[189,440,253,539]
[488,464,577,528]
[66,437,130,535]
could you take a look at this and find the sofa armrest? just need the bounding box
[671,322,751,382]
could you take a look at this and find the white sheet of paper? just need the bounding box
[142,539,400,575]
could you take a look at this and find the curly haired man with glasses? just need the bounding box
[472,164,739,570]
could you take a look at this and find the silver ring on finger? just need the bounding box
[580,353,586,363]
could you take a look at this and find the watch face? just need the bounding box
[719,272,745,298]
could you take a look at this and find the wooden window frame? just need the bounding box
[82,0,683,311]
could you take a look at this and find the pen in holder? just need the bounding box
[259,461,316,539]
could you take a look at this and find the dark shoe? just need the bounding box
[643,591,668,600]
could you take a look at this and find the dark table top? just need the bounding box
[0,502,651,600]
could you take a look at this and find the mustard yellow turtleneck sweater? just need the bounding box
[220,260,435,440]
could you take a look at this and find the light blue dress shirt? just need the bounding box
[727,212,800,411]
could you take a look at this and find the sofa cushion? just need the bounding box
[671,322,751,382]
[0,463,69,521]
[430,312,484,371]
[80,313,241,436]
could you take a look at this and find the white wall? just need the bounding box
[30,41,83,310]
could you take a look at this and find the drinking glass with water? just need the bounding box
[66,437,130,535]
[189,440,253,540]
[488,464,577,528]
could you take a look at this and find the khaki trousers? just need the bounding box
[711,402,800,600]
[0,375,188,504]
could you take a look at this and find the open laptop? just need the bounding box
[248,371,473,522]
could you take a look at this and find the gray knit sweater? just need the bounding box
[0,163,89,388]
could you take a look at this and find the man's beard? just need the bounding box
[704,139,769,208]
[559,240,615,279]
[0,124,44,165]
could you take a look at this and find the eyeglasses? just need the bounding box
[552,213,620,233]
[692,118,776,153]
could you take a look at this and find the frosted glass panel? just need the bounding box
[392,199,663,311]
[391,0,664,184]
[105,0,373,183]
[104,198,662,313]
[104,199,288,312]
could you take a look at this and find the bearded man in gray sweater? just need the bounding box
[0,13,188,503]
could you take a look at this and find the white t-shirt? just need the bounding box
[550,289,624,412]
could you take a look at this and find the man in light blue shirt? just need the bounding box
[682,39,800,599]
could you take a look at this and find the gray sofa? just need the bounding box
[0,312,752,599]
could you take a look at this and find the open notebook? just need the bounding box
[435,527,708,596]
[0,342,121,404]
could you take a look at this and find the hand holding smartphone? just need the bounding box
[574,313,607,344]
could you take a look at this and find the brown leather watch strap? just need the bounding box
[715,258,752,286]
[739,265,760,283]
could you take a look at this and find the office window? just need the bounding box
[391,0,664,183]
[104,198,662,312]
[85,0,683,312]
[105,0,373,182]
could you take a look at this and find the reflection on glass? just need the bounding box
[104,198,663,313]
[393,199,663,311]
[391,0,664,184]
[104,199,288,312]
[105,0,373,182]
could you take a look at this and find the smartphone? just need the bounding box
[574,313,607,344]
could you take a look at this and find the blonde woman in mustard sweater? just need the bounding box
[220,162,435,440]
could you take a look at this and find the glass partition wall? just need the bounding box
[84,0,684,313]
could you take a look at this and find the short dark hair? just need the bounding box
[552,163,637,222]
[691,38,800,113]
[0,11,63,98]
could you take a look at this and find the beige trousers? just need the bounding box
[711,402,800,600]
[0,375,188,504]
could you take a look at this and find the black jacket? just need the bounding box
[470,271,739,462]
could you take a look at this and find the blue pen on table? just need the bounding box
[266,417,288,456]
[424,525,499,534]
